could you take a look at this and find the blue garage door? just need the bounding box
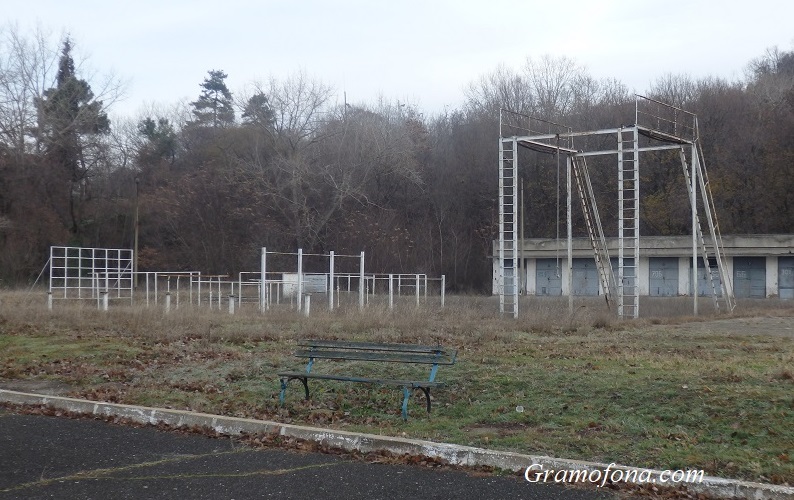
[780,257,794,299]
[572,259,600,296]
[535,259,562,296]
[649,257,678,296]
[734,257,765,298]
[689,258,722,297]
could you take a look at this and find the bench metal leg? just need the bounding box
[279,378,287,406]
[401,387,433,421]
[298,377,310,400]
[418,387,431,414]
[279,376,310,407]
[401,386,410,421]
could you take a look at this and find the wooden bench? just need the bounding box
[278,339,457,420]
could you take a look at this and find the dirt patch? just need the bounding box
[0,379,75,396]
[663,316,794,338]
[465,421,530,438]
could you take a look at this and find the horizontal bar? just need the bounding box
[293,350,456,365]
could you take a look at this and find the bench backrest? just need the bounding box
[294,339,457,366]
[294,339,456,383]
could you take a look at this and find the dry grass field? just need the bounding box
[0,289,792,486]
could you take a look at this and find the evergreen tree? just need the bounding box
[190,70,235,128]
[138,117,177,164]
[241,92,275,128]
[36,38,109,238]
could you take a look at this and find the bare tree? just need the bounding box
[465,55,592,120]
[0,24,124,157]
[465,63,535,115]
[0,24,60,156]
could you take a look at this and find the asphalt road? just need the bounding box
[0,409,615,500]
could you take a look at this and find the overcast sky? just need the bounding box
[5,0,794,119]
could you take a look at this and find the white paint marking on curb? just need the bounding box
[0,389,791,500]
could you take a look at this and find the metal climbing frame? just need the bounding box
[497,96,735,319]
[498,135,518,318]
[498,112,575,317]
[617,126,640,319]
[48,246,133,303]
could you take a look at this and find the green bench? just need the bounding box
[278,339,457,420]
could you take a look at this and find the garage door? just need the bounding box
[572,259,599,296]
[734,257,765,298]
[649,257,678,296]
[689,258,722,297]
[780,257,794,299]
[535,259,562,296]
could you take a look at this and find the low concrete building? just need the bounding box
[492,234,794,299]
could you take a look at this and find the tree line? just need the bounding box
[1,25,793,290]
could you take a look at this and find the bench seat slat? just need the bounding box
[278,372,444,388]
[293,349,455,365]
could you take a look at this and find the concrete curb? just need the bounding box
[0,389,791,500]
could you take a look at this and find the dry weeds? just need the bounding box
[1,288,792,485]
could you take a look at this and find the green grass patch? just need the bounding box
[0,291,792,485]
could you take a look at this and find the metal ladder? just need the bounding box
[571,155,616,308]
[679,145,736,312]
[617,127,639,319]
[695,140,735,311]
[498,138,519,318]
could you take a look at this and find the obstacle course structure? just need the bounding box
[43,245,445,314]
[497,96,735,319]
[47,246,134,307]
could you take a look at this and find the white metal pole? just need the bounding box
[389,274,394,310]
[165,292,171,313]
[520,177,524,294]
[329,251,335,311]
[567,155,573,314]
[415,274,420,306]
[441,275,446,308]
[297,248,303,312]
[229,295,235,314]
[692,146,699,316]
[359,251,365,310]
[261,247,267,312]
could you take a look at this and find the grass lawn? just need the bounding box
[0,291,792,485]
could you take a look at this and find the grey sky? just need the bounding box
[6,0,794,118]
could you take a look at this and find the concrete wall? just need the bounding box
[767,257,778,297]
[492,234,794,298]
